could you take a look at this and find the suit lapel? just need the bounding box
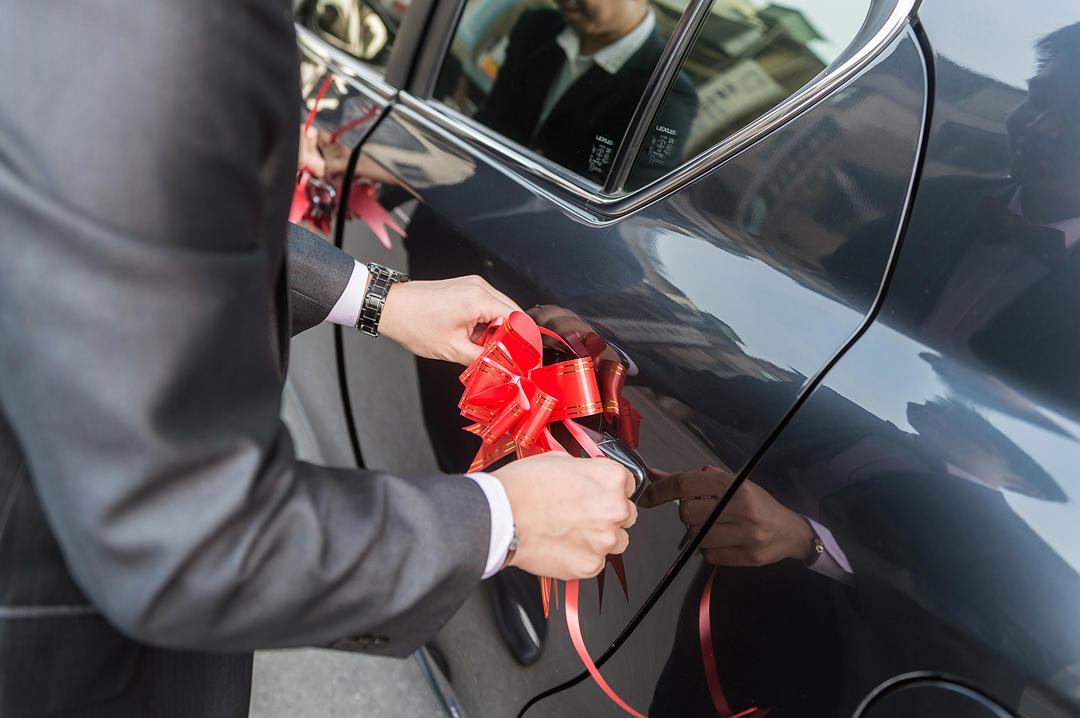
[534,31,665,139]
[521,40,566,131]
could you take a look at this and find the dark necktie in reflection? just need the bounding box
[975,196,1068,264]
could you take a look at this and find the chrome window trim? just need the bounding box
[412,0,918,217]
[296,0,919,217]
[296,25,397,103]
[394,95,611,224]
[606,0,921,213]
[604,0,714,193]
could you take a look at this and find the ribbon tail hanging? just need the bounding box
[609,554,629,603]
[565,579,647,718]
[699,566,767,718]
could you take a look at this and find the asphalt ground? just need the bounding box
[249,649,443,718]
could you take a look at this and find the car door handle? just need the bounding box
[578,425,648,501]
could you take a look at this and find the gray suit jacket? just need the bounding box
[0,1,488,715]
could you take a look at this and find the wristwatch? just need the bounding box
[805,532,825,567]
[355,262,409,337]
[499,525,519,572]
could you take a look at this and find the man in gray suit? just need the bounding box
[0,1,636,715]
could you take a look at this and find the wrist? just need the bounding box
[793,516,824,565]
[785,514,819,563]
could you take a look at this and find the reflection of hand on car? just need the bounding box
[492,451,638,579]
[640,466,817,567]
[298,125,326,177]
[316,130,352,180]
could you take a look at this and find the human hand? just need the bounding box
[316,130,352,181]
[491,452,638,580]
[379,275,521,365]
[639,466,815,567]
[298,125,326,177]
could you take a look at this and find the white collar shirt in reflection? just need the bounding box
[534,10,657,132]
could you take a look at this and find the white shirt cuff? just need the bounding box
[466,472,514,579]
[805,516,854,581]
[324,260,370,326]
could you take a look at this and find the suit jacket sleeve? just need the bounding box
[0,0,487,655]
[286,221,356,335]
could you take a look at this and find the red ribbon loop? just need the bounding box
[458,312,601,472]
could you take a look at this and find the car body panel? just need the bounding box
[285,0,1080,714]
[530,3,1080,717]
[330,21,927,717]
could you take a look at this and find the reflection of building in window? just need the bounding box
[680,4,830,157]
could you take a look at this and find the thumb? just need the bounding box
[452,336,484,366]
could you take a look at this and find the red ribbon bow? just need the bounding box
[458,312,603,473]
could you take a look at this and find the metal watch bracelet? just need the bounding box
[355,262,409,337]
[499,525,519,572]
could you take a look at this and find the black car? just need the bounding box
[284,0,1080,715]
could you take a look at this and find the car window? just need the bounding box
[294,0,408,70]
[626,0,874,189]
[432,0,692,185]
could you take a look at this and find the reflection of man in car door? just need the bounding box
[643,23,1080,716]
[826,22,1080,412]
[476,0,697,183]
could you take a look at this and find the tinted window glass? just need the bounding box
[295,0,407,70]
[433,0,691,185]
[627,0,872,189]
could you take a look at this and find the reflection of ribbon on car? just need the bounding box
[289,75,403,249]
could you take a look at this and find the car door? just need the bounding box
[658,2,1080,717]
[323,0,929,715]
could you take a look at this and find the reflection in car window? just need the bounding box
[295,0,408,70]
[433,0,697,185]
[627,0,872,189]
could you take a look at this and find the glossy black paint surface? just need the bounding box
[343,23,928,718]
[534,3,1080,717]
[296,0,1080,715]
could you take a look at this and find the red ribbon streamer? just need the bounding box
[304,76,333,133]
[460,313,764,717]
[700,565,769,718]
[565,579,648,718]
[331,105,378,142]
